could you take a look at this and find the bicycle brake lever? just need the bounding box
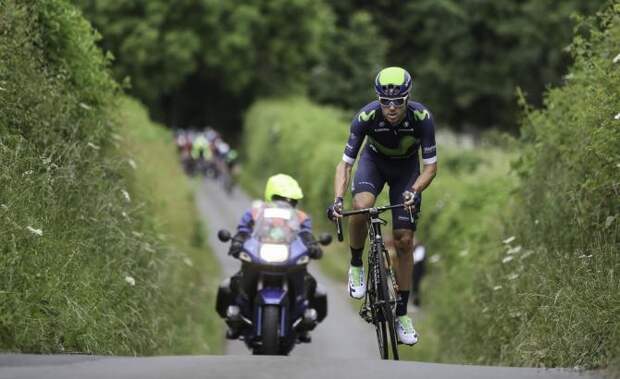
[407,206,414,224]
[336,218,343,242]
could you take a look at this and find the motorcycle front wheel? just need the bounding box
[259,305,280,355]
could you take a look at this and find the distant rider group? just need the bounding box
[174,127,238,192]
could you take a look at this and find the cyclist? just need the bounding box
[226,174,323,340]
[327,67,437,345]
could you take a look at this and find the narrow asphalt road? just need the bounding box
[0,178,602,379]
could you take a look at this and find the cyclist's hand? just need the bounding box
[326,197,344,221]
[403,191,420,212]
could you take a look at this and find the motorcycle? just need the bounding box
[215,211,331,355]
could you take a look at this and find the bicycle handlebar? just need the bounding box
[334,203,414,242]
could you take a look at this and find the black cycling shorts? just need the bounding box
[351,150,421,230]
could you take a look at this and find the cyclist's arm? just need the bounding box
[411,163,437,193]
[334,160,353,199]
[334,112,366,199]
[411,110,438,193]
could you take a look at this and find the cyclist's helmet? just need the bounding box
[264,174,304,203]
[374,67,412,98]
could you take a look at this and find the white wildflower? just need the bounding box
[79,102,92,110]
[26,226,43,236]
[493,285,503,291]
[127,159,137,170]
[615,113,620,120]
[121,211,128,218]
[502,236,516,244]
[506,245,522,255]
[508,273,519,281]
[87,142,100,150]
[429,254,441,264]
[605,216,615,228]
[124,276,136,286]
[121,189,131,203]
[183,257,193,267]
[578,254,593,259]
[22,170,33,176]
[613,52,620,64]
[502,256,514,264]
[534,219,540,225]
[520,250,534,260]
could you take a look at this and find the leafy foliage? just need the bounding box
[329,0,608,132]
[75,0,337,129]
[454,3,620,369]
[309,11,387,110]
[76,0,607,134]
[0,0,219,354]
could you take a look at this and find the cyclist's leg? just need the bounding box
[350,153,385,251]
[387,159,420,312]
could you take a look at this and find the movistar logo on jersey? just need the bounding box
[368,136,419,157]
[358,110,376,122]
[413,109,430,121]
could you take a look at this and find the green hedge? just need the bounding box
[118,97,223,354]
[455,4,620,370]
[243,97,350,218]
[0,0,216,354]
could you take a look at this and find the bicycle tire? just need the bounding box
[376,246,399,360]
[368,257,388,359]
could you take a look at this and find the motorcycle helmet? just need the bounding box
[264,174,303,203]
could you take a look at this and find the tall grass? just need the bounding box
[0,0,221,354]
[118,98,222,354]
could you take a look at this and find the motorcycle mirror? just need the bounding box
[218,229,231,242]
[318,233,332,246]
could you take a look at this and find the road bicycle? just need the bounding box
[335,203,415,360]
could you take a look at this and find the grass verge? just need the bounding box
[118,97,223,354]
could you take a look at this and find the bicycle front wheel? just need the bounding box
[368,261,388,359]
[376,247,399,360]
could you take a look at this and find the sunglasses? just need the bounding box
[378,96,408,107]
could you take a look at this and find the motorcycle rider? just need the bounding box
[226,174,323,340]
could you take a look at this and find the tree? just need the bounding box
[309,11,387,110]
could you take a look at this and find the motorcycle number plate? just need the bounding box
[263,208,292,220]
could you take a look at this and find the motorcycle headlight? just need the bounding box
[259,244,289,263]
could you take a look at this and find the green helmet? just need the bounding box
[264,174,303,202]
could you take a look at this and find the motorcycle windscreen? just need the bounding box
[252,206,301,245]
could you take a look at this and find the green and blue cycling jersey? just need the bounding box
[343,100,437,230]
[343,100,437,167]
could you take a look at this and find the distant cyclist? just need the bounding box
[327,67,438,345]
